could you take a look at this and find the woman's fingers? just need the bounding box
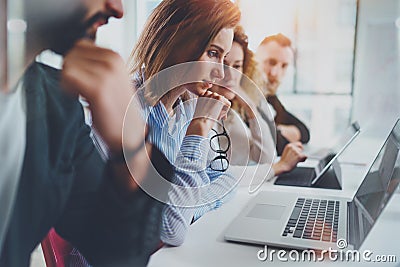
[191,90,231,134]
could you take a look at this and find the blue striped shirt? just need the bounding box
[138,90,238,246]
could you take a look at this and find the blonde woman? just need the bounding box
[211,26,306,179]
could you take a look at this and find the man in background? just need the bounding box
[0,0,172,266]
[256,33,310,155]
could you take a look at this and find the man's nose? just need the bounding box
[269,65,279,77]
[106,0,124,18]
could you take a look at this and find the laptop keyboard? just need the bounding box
[282,198,340,242]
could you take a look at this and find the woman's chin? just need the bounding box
[186,81,215,96]
[214,88,235,100]
[227,94,236,101]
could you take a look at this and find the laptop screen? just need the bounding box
[308,122,361,159]
[348,120,400,249]
[311,123,361,185]
[331,122,361,155]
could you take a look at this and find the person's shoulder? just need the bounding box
[24,61,61,83]
[27,49,63,81]
[267,94,285,111]
[267,94,280,103]
[24,61,83,123]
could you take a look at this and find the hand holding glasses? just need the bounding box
[209,120,231,172]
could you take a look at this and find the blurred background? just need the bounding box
[3,0,400,148]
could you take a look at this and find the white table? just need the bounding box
[149,131,400,267]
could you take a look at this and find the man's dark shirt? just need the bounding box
[267,95,310,155]
[0,62,173,267]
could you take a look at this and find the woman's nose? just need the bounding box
[211,63,225,81]
[223,65,233,82]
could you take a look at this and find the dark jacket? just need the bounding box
[267,95,310,155]
[0,62,173,266]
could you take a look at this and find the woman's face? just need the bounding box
[186,27,234,96]
[212,41,244,100]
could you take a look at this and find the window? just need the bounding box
[239,0,357,147]
[136,0,163,37]
[96,0,162,60]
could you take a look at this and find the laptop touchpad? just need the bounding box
[246,204,286,220]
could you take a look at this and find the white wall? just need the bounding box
[97,0,138,60]
[352,0,400,137]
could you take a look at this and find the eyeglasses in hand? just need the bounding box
[209,120,231,172]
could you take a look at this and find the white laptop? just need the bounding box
[225,119,400,251]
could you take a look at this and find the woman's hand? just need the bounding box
[186,90,231,137]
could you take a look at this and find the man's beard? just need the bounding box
[26,5,89,56]
[267,80,280,95]
[83,13,110,41]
